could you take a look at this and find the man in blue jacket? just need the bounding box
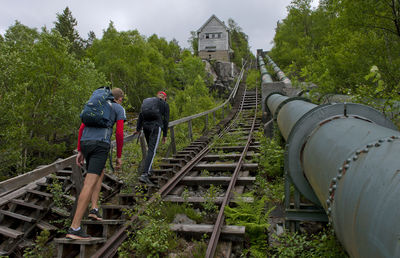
[66,88,126,240]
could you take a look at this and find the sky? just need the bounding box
[0,0,319,54]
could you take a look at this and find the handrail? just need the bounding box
[168,62,246,127]
[0,62,246,196]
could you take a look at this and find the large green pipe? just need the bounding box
[265,92,400,257]
[258,55,273,83]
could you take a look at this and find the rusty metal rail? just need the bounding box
[206,87,258,257]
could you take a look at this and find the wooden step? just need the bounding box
[54,237,106,244]
[164,196,253,204]
[26,189,52,198]
[100,204,132,210]
[51,207,70,217]
[9,199,45,210]
[170,224,245,239]
[202,153,260,161]
[45,175,69,181]
[0,225,24,239]
[104,173,124,184]
[212,146,260,152]
[101,183,112,191]
[193,163,258,172]
[56,170,73,176]
[62,194,76,202]
[180,176,255,185]
[37,220,59,231]
[81,219,125,225]
[0,210,36,222]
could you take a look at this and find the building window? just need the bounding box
[205,46,216,52]
[205,33,222,39]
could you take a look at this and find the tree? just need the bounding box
[85,30,97,49]
[188,31,198,55]
[53,6,84,57]
[269,0,400,109]
[0,25,106,177]
[227,18,254,67]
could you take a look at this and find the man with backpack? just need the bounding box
[66,87,126,240]
[135,91,169,185]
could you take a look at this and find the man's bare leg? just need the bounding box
[70,173,99,228]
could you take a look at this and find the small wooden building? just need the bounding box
[197,15,232,62]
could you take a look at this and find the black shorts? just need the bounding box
[81,141,110,175]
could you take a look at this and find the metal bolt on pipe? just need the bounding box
[265,92,400,257]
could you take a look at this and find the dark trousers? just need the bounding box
[142,123,162,176]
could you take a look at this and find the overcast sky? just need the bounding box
[1,0,319,54]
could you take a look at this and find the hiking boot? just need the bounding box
[148,170,155,177]
[66,228,91,240]
[139,175,155,186]
[88,208,103,221]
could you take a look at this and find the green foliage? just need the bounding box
[225,195,274,256]
[269,0,400,107]
[119,200,175,257]
[188,31,199,55]
[270,230,347,257]
[0,24,105,178]
[351,65,400,124]
[115,140,143,193]
[163,203,203,224]
[53,7,84,57]
[46,176,72,208]
[257,131,285,178]
[202,184,221,214]
[228,19,255,67]
[246,69,260,90]
[0,13,222,180]
[168,74,217,120]
[23,230,55,258]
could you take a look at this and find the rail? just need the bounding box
[206,86,258,257]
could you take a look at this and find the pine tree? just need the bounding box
[53,6,84,57]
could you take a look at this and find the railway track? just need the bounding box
[81,87,261,258]
[0,76,262,257]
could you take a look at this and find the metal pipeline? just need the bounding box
[258,55,273,83]
[265,92,400,258]
[264,54,291,85]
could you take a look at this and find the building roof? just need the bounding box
[197,14,229,33]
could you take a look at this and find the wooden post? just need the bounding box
[70,163,84,219]
[213,111,216,124]
[188,120,193,142]
[204,114,208,132]
[170,126,176,155]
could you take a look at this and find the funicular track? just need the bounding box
[0,64,263,257]
[90,87,261,258]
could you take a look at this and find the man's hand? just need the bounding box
[116,157,122,170]
[76,151,84,167]
[162,137,166,144]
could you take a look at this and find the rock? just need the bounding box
[276,223,284,236]
[172,213,196,224]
